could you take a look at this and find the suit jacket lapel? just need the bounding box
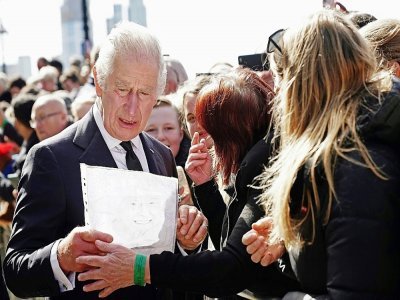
[73,109,118,168]
[140,132,167,175]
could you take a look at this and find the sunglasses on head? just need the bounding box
[267,29,285,54]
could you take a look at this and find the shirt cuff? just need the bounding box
[50,239,76,292]
[176,241,203,255]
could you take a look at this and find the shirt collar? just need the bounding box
[93,99,142,150]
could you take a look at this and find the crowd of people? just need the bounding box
[0,4,399,300]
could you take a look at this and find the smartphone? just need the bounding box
[238,53,269,71]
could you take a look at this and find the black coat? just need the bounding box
[283,81,400,299]
[150,137,299,298]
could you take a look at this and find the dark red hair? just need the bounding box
[195,67,274,184]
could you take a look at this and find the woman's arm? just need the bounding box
[150,188,299,297]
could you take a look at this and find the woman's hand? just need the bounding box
[242,217,285,267]
[185,132,213,185]
[176,204,208,250]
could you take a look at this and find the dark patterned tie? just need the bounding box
[120,141,143,171]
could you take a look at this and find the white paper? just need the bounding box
[80,163,178,255]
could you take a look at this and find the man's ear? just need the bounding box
[93,66,103,97]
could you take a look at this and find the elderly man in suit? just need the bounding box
[3,22,207,299]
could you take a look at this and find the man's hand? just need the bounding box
[57,227,113,274]
[176,204,208,251]
[242,217,285,267]
[76,241,136,298]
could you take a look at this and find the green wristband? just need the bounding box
[134,253,147,286]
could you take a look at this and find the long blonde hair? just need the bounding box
[261,10,392,251]
[360,18,400,73]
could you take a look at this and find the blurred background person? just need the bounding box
[70,96,95,122]
[49,59,64,90]
[60,68,82,100]
[30,94,71,142]
[8,77,27,101]
[0,103,23,147]
[0,142,18,236]
[163,56,188,95]
[0,142,17,178]
[36,57,49,71]
[69,55,82,71]
[360,18,400,78]
[37,66,59,93]
[10,94,39,177]
[0,73,10,103]
[0,142,17,230]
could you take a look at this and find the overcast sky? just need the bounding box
[0,0,398,79]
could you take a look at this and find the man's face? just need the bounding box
[31,102,67,141]
[96,55,159,141]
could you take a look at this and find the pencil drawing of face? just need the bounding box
[129,196,159,225]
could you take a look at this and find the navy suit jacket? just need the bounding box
[3,109,177,299]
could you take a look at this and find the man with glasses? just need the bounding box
[30,94,71,141]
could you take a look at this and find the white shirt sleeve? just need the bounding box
[50,239,76,292]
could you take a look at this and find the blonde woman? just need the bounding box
[243,10,400,299]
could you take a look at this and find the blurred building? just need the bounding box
[6,56,31,79]
[60,0,93,68]
[106,4,124,34]
[128,0,147,27]
[18,56,31,79]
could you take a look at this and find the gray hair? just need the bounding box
[164,57,188,85]
[39,66,59,82]
[32,94,67,113]
[95,21,166,96]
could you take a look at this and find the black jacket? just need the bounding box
[151,137,299,298]
[284,81,400,299]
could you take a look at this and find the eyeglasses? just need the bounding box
[267,29,285,54]
[30,112,62,128]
